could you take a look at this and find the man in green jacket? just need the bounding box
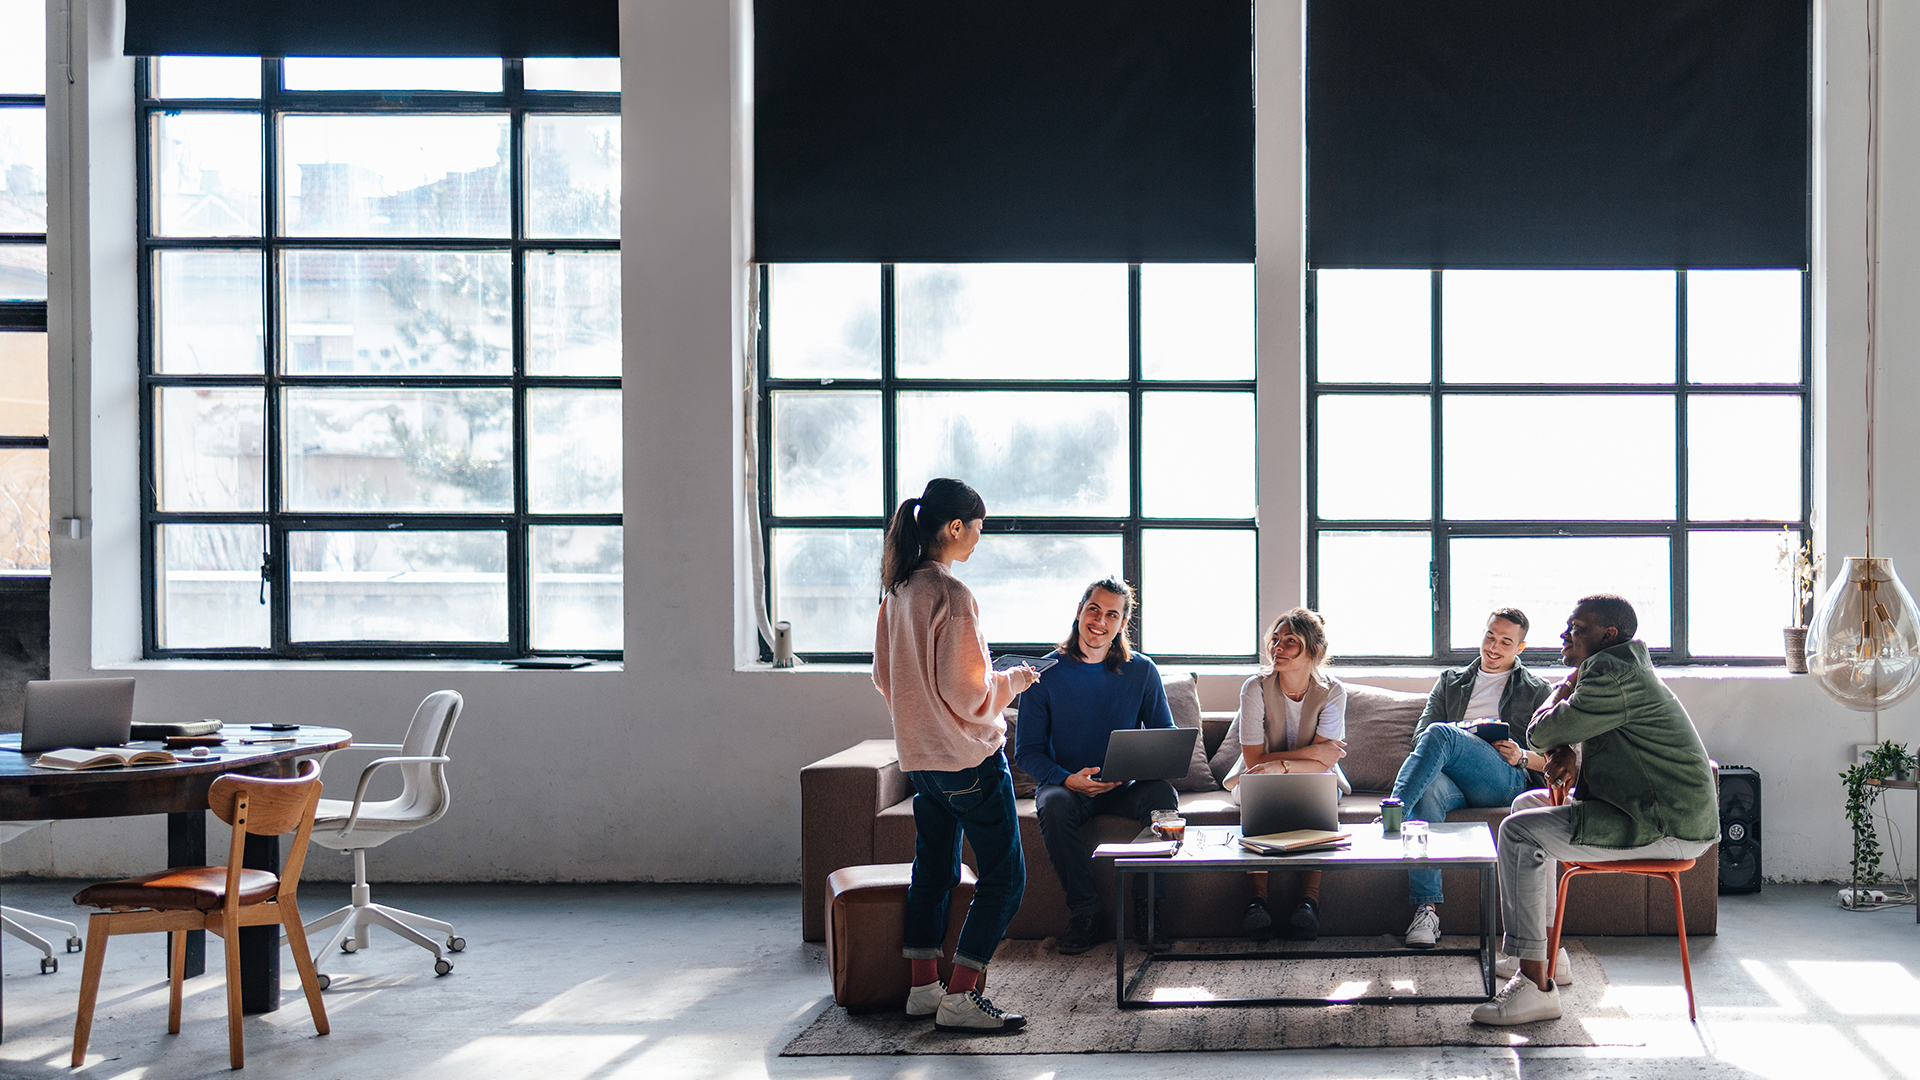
[1471,594,1718,1027]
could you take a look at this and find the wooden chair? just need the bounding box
[70,762,330,1070]
[1544,780,1698,1019]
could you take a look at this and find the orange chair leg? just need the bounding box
[169,929,187,1034]
[71,913,111,1068]
[1545,866,1581,986]
[1665,871,1696,1020]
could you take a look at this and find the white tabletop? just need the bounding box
[1114,821,1497,871]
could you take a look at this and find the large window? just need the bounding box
[758,263,1258,662]
[139,57,622,658]
[1309,269,1809,663]
[0,0,48,582]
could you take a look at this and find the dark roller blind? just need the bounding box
[1308,0,1809,269]
[755,0,1254,264]
[124,0,618,58]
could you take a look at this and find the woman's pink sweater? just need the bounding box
[873,563,1019,773]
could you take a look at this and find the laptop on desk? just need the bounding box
[1237,772,1341,836]
[14,679,137,753]
[1093,727,1199,784]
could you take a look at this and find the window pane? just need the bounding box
[531,525,622,651]
[157,524,268,649]
[772,391,880,517]
[0,0,44,95]
[1141,264,1254,380]
[526,251,620,375]
[155,386,264,511]
[281,114,507,238]
[0,332,47,436]
[0,107,46,223]
[1316,395,1429,520]
[153,57,260,99]
[283,250,510,375]
[0,243,45,300]
[1142,392,1256,518]
[527,389,622,513]
[1449,536,1671,650]
[289,530,507,642]
[766,264,880,379]
[1688,396,1801,521]
[1688,270,1802,384]
[896,265,1127,380]
[1142,529,1256,655]
[1316,531,1431,656]
[1444,270,1674,383]
[156,250,265,374]
[951,534,1124,644]
[897,391,1127,516]
[0,448,48,572]
[154,111,262,237]
[1315,269,1430,383]
[525,114,620,239]
[282,58,503,93]
[284,388,512,511]
[1689,531,1790,657]
[1443,396,1674,520]
[771,527,882,653]
[524,58,621,92]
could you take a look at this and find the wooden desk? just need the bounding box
[0,727,352,1039]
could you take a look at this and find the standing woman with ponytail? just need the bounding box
[873,478,1039,1034]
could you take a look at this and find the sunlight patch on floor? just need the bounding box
[410,1034,647,1079]
[1789,961,1920,1015]
[1706,1019,1888,1080]
[1857,1024,1920,1080]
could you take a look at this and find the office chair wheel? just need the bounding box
[65,936,82,953]
[316,973,331,991]
[40,957,57,975]
[434,958,453,977]
[342,940,360,953]
[447,936,465,952]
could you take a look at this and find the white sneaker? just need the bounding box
[1494,947,1575,985]
[1470,972,1563,1026]
[905,980,945,1019]
[1405,904,1441,948]
[934,989,1027,1033]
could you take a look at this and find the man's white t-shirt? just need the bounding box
[1463,664,1515,721]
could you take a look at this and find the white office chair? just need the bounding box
[1,821,83,973]
[297,690,463,989]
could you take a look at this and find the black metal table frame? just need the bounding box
[1114,860,1497,1008]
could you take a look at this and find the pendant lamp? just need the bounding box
[1807,0,1920,714]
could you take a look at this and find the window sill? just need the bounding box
[733,660,1799,682]
[99,658,625,673]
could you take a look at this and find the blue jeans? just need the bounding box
[1034,779,1178,918]
[903,750,1027,971]
[1389,723,1529,905]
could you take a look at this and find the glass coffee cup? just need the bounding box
[1151,810,1187,846]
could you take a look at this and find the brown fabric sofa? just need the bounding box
[800,681,1718,944]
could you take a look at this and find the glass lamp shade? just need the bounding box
[1807,556,1920,711]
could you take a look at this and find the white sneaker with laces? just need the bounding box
[1494,947,1575,985]
[905,980,945,1019]
[1470,973,1562,1026]
[1405,904,1441,948]
[934,989,1028,1033]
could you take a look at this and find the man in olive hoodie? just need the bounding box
[1471,594,1718,1027]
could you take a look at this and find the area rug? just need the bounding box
[783,936,1636,1055]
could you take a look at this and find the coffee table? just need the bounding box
[1112,821,1498,1008]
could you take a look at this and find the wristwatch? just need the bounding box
[1280,759,1292,773]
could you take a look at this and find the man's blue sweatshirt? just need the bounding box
[1012,650,1174,788]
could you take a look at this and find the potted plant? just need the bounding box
[1777,529,1823,673]
[1841,740,1919,907]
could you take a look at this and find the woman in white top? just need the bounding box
[1225,608,1348,941]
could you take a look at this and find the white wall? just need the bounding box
[12,0,1916,885]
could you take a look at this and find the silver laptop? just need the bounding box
[1094,727,1199,784]
[1238,772,1341,836]
[18,679,137,753]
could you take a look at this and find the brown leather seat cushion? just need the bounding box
[74,867,280,912]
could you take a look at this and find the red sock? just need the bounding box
[948,965,981,994]
[911,958,939,986]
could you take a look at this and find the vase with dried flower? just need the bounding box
[1777,529,1823,673]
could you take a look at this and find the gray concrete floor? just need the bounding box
[0,879,1914,1079]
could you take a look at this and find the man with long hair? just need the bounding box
[1013,577,1180,956]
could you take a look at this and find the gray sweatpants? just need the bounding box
[1497,800,1712,962]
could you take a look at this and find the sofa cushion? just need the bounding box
[1208,693,1246,783]
[1001,710,1040,798]
[1161,672,1219,792]
[1339,682,1428,794]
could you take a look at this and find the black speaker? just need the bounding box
[1718,765,1762,894]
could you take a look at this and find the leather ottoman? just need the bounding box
[825,862,977,1013]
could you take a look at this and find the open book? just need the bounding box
[1238,829,1351,855]
[32,747,180,771]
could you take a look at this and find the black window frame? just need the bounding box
[0,59,50,592]
[1305,267,1814,666]
[136,57,622,660]
[756,263,1260,666]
